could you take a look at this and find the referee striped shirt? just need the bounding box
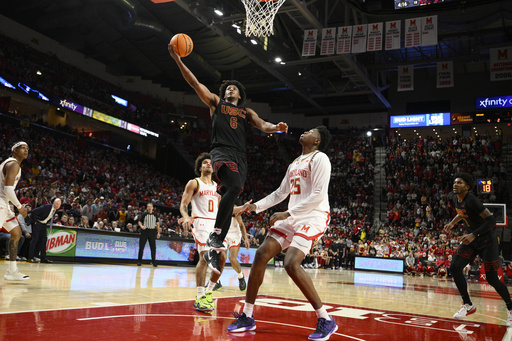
[140,212,158,229]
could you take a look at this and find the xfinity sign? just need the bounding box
[476,95,512,109]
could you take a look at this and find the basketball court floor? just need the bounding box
[1,261,511,340]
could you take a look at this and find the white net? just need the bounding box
[240,0,286,37]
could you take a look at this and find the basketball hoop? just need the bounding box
[240,0,286,37]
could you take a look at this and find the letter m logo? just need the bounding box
[372,24,379,31]
[326,29,332,35]
[426,17,433,24]
[307,30,314,37]
[301,225,311,233]
[390,22,397,29]
[402,67,409,74]
[442,63,448,70]
[409,19,416,26]
[342,28,348,34]
[498,49,509,60]
[357,26,363,32]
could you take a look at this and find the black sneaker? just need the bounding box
[238,277,247,291]
[206,233,226,251]
[213,281,222,291]
[152,262,158,267]
[204,249,221,275]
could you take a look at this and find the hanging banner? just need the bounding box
[437,61,454,88]
[398,65,414,91]
[352,24,368,54]
[337,26,352,54]
[367,22,383,52]
[320,28,336,55]
[302,29,318,57]
[405,18,421,48]
[421,15,438,46]
[385,20,401,50]
[490,46,512,81]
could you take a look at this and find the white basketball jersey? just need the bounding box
[255,151,331,218]
[191,178,219,219]
[0,157,21,207]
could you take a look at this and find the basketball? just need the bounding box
[170,33,193,58]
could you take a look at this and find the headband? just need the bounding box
[11,141,28,151]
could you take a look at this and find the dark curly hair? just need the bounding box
[315,126,332,151]
[454,172,475,190]
[195,152,211,176]
[219,80,246,106]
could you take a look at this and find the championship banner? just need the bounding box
[302,29,318,57]
[437,61,454,88]
[398,65,414,91]
[367,22,383,52]
[490,46,512,81]
[405,18,421,48]
[385,20,401,50]
[351,24,367,54]
[337,26,352,54]
[421,15,438,46]
[320,27,336,55]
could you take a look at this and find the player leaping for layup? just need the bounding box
[228,126,338,341]
[169,44,288,275]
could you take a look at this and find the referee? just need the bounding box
[137,203,161,267]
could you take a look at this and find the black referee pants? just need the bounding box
[138,229,157,263]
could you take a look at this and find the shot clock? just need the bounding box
[477,179,494,194]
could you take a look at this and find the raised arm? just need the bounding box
[168,44,219,113]
[246,108,288,134]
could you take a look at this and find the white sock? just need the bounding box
[197,286,205,299]
[243,302,254,317]
[315,306,331,320]
[9,261,17,272]
[206,281,216,292]
[237,272,244,279]
[214,228,221,235]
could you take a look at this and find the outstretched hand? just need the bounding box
[233,200,255,215]
[270,212,290,226]
[276,122,288,133]
[168,44,181,61]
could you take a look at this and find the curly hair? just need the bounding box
[315,126,332,151]
[454,172,475,190]
[194,152,211,176]
[219,80,246,106]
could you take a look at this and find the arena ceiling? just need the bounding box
[0,0,511,116]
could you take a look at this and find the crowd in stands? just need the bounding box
[2,32,511,280]
[0,33,179,137]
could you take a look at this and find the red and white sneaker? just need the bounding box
[453,304,476,319]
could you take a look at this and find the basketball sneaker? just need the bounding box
[507,309,512,327]
[308,316,338,341]
[453,304,476,319]
[227,312,256,333]
[213,281,222,291]
[238,277,247,291]
[193,292,215,312]
[4,269,30,281]
[206,233,226,251]
[204,249,221,275]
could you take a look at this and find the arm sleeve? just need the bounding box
[254,165,292,213]
[472,215,496,237]
[4,186,22,208]
[287,153,331,219]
